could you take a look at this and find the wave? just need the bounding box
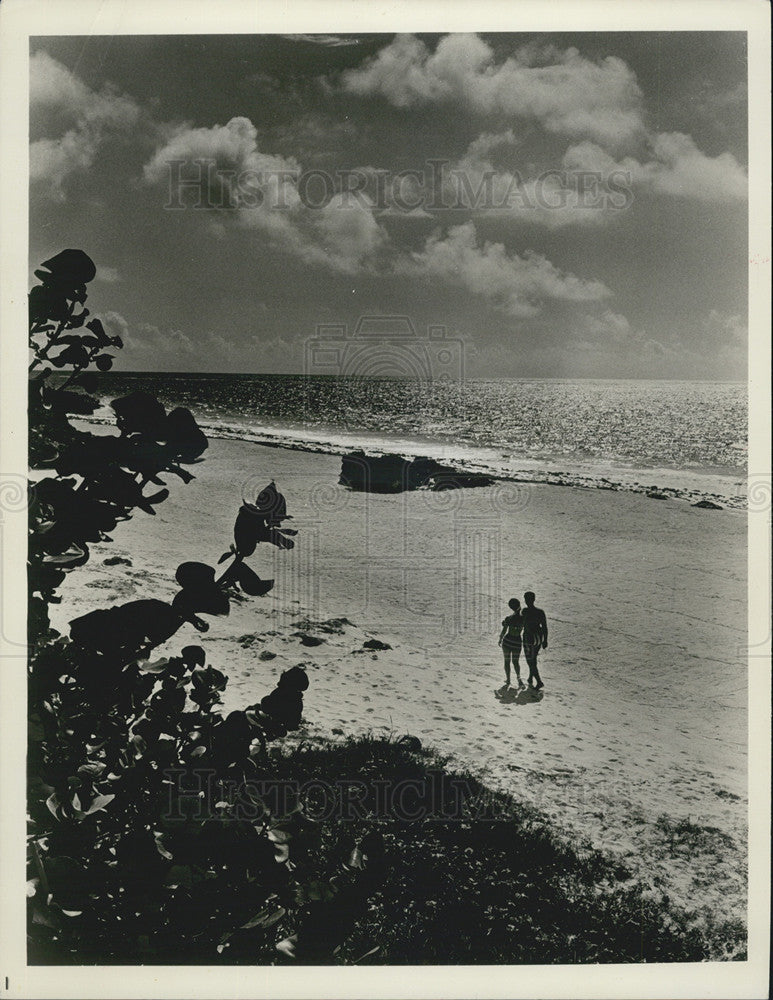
[86,405,747,509]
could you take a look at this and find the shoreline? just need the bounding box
[52,434,748,931]
[82,412,747,509]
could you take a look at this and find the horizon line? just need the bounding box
[67,371,749,384]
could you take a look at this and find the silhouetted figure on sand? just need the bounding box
[521,591,548,689]
[498,598,525,688]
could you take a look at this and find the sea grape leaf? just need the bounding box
[51,343,89,369]
[175,561,215,589]
[53,334,99,349]
[29,284,70,324]
[164,407,208,462]
[77,762,106,779]
[251,481,288,525]
[180,645,206,667]
[85,317,110,345]
[110,391,167,438]
[42,388,100,415]
[234,563,274,596]
[42,543,90,569]
[81,793,115,815]
[240,903,286,931]
[173,583,230,618]
[268,528,294,550]
[276,934,298,958]
[45,855,91,910]
[87,467,167,513]
[69,599,181,653]
[39,248,97,286]
[233,504,262,556]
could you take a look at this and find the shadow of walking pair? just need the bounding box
[495,685,544,706]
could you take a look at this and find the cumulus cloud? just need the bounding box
[143,117,614,315]
[565,308,691,376]
[400,222,610,317]
[95,266,120,284]
[703,309,747,345]
[30,51,141,199]
[143,116,301,208]
[144,116,389,274]
[335,34,645,146]
[443,129,628,227]
[568,305,749,379]
[563,132,747,202]
[578,309,634,343]
[334,35,745,210]
[304,191,387,268]
[318,132,630,228]
[144,116,615,312]
[699,309,747,377]
[103,311,129,343]
[105,312,299,373]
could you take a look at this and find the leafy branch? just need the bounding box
[26,249,385,965]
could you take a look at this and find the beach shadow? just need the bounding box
[495,685,544,706]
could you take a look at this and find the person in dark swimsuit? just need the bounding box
[498,598,525,688]
[521,591,548,689]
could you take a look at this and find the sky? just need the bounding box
[28,32,749,378]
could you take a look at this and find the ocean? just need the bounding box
[85,374,747,507]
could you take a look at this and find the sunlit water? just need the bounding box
[85,374,747,506]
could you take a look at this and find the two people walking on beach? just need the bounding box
[498,592,548,690]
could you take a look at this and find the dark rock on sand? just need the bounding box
[363,638,392,651]
[103,555,132,566]
[431,471,495,490]
[646,491,668,500]
[292,617,352,634]
[339,452,417,493]
[692,499,724,510]
[294,632,325,647]
[340,451,494,493]
[259,650,277,660]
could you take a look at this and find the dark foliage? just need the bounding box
[257,737,747,965]
[27,251,381,965]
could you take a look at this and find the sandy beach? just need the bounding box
[51,436,748,930]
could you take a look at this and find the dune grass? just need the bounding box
[249,733,746,965]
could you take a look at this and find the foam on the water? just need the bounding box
[88,395,745,509]
[83,374,747,506]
